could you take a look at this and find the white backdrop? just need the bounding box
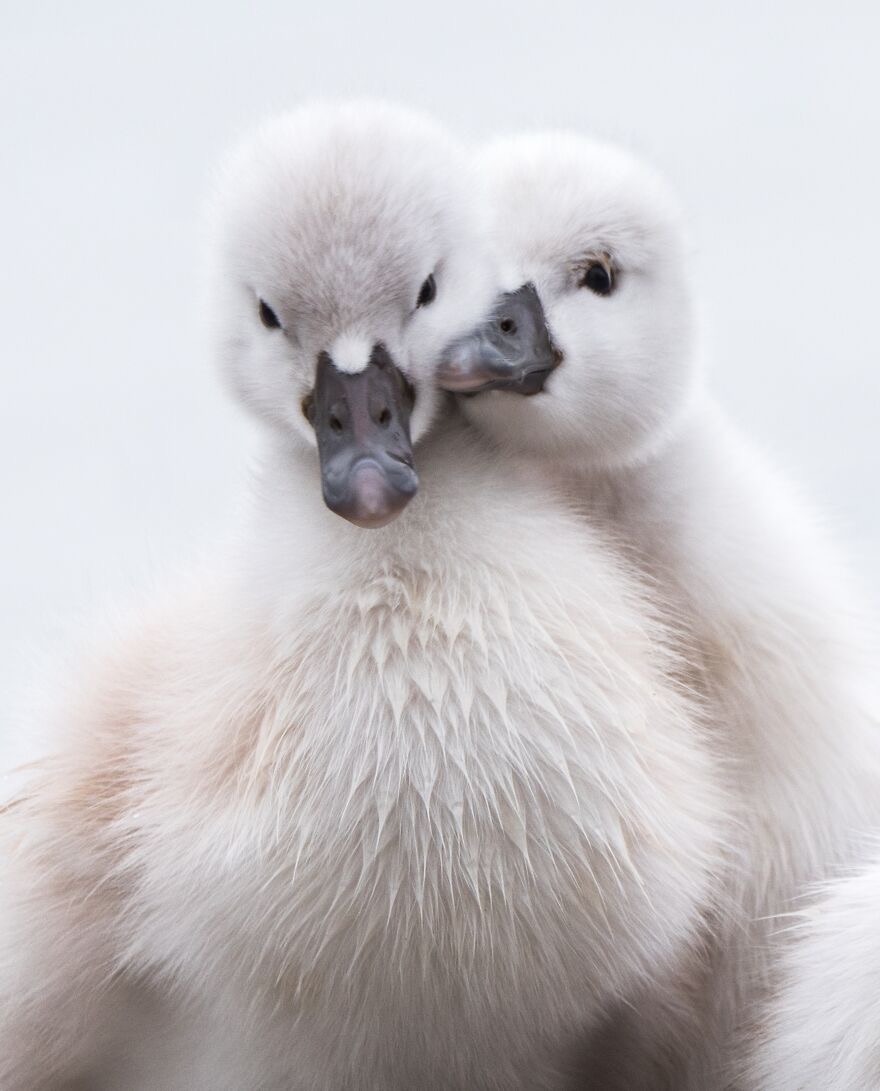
[2,1,879,741]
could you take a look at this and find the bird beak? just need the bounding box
[306,345,419,529]
[436,282,562,396]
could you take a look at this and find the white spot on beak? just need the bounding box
[330,333,373,374]
[499,265,529,294]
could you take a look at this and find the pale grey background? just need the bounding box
[2,1,879,744]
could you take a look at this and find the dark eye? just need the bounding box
[580,261,614,296]
[259,299,281,329]
[416,273,437,308]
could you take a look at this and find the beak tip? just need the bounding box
[437,350,517,394]
[324,461,418,529]
[435,355,473,392]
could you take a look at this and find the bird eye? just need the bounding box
[580,260,614,297]
[416,273,437,308]
[259,299,281,329]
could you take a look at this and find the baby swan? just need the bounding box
[441,132,880,1088]
[0,106,727,1090]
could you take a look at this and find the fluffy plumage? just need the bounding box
[0,104,728,1089]
[748,849,880,1090]
[458,131,880,1087]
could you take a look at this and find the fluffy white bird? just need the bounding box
[0,104,728,1090]
[747,849,880,1090]
[440,131,880,1087]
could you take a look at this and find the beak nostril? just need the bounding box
[329,414,344,434]
[499,318,517,336]
[378,408,392,427]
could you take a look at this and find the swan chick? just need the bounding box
[0,107,728,1090]
[441,131,880,1087]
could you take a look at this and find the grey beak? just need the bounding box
[306,345,418,529]
[436,283,561,396]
